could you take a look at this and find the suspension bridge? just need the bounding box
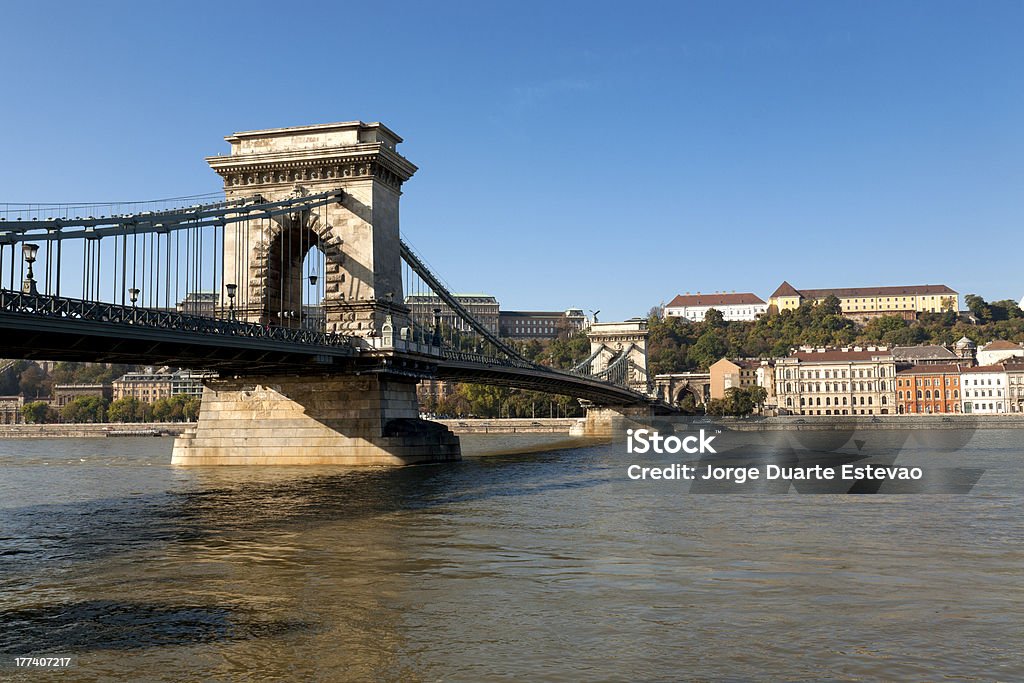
[0,121,666,465]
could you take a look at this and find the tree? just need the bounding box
[22,401,57,424]
[688,330,728,370]
[819,295,843,317]
[151,394,195,422]
[965,294,990,322]
[747,386,768,414]
[108,397,151,423]
[183,397,201,421]
[704,308,726,328]
[706,387,761,417]
[989,299,1023,321]
[60,396,107,423]
[18,364,50,399]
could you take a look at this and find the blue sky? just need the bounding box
[1,1,1020,320]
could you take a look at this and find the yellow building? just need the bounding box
[768,282,958,320]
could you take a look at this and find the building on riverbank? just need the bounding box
[961,365,1009,414]
[53,384,113,408]
[1007,362,1024,414]
[774,347,896,416]
[112,370,214,403]
[709,358,776,408]
[895,364,964,414]
[0,395,24,424]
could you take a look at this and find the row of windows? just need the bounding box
[782,368,889,380]
[899,390,959,400]
[964,389,1003,398]
[795,409,883,415]
[899,404,962,413]
[896,377,957,388]
[783,382,887,393]
[791,396,885,407]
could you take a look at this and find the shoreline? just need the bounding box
[2,415,1023,439]
[0,423,191,438]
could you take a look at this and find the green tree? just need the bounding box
[60,396,107,423]
[21,401,57,424]
[688,330,728,370]
[151,394,194,422]
[108,396,152,423]
[18,364,50,399]
[965,294,990,322]
[703,308,726,328]
[183,397,201,421]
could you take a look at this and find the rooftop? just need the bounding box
[787,347,892,363]
[771,282,957,299]
[891,345,958,360]
[896,363,966,375]
[980,340,1024,351]
[666,292,766,307]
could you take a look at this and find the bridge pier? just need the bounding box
[171,375,460,466]
[570,404,655,439]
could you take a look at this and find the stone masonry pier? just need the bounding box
[172,375,460,465]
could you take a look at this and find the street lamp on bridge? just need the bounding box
[21,243,39,295]
[225,283,237,321]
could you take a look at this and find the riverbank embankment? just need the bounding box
[0,423,190,438]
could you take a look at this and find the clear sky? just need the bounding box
[1,1,1020,320]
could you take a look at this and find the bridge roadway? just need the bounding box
[0,289,651,406]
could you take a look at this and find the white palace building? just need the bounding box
[664,292,768,322]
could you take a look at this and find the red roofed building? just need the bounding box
[767,282,958,321]
[895,363,964,414]
[774,346,896,416]
[664,292,767,322]
[976,340,1024,366]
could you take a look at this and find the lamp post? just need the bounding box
[128,287,140,323]
[432,307,442,347]
[21,243,39,295]
[225,283,237,321]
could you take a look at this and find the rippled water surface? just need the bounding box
[1,431,1022,681]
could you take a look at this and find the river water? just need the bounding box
[0,430,1021,681]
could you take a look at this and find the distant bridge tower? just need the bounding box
[572,319,655,437]
[208,121,415,338]
[587,319,651,395]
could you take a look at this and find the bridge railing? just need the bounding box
[0,289,356,351]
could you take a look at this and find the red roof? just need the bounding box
[981,340,1024,351]
[770,282,956,299]
[790,350,892,362]
[800,284,956,298]
[896,363,966,375]
[962,365,1012,373]
[770,281,801,298]
[666,293,765,307]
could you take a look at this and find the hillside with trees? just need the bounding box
[648,294,1023,374]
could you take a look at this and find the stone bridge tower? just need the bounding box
[173,122,461,467]
[207,121,416,339]
[587,319,651,395]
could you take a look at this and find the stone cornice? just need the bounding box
[207,143,417,191]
